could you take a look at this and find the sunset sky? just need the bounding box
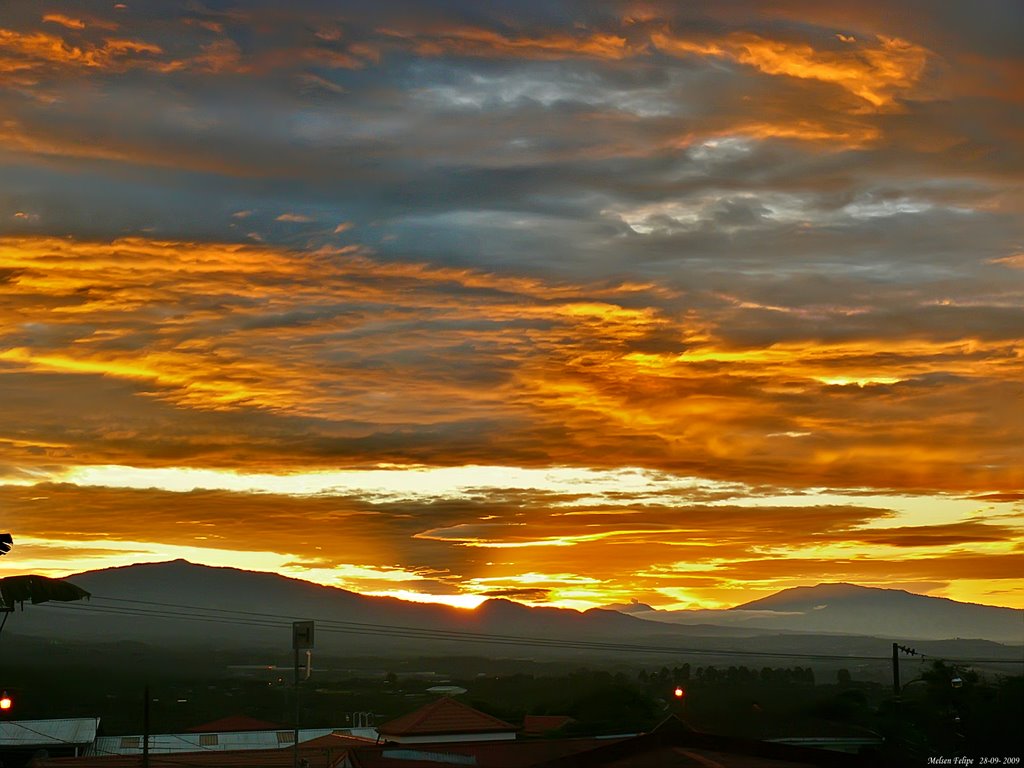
[1,1,1022,611]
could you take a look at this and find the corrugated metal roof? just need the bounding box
[184,715,283,733]
[0,718,100,747]
[87,728,357,756]
[37,734,371,768]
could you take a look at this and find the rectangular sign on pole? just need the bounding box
[292,620,315,650]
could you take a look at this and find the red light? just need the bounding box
[0,693,12,710]
[673,687,685,698]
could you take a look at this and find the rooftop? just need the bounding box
[184,715,284,733]
[87,729,365,756]
[37,734,372,768]
[1,719,100,748]
[344,736,624,768]
[377,698,517,738]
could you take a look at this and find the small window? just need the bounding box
[198,734,219,747]
[120,737,140,749]
[277,732,295,744]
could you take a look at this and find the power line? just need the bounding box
[84,597,1024,664]
[28,596,1024,665]
[34,600,889,661]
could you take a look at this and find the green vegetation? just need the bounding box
[878,661,1024,762]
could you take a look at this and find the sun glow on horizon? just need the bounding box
[361,589,488,610]
[4,466,1022,610]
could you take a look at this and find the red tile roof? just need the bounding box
[376,697,517,737]
[184,715,284,733]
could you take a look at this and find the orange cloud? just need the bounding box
[514,323,1024,492]
[0,24,248,78]
[2,481,1021,610]
[0,236,670,427]
[381,26,636,61]
[42,14,86,31]
[0,27,163,73]
[651,30,931,109]
[2,234,1021,494]
[990,253,1024,269]
[0,5,1019,616]
[726,120,881,146]
[153,39,247,74]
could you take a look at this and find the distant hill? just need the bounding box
[3,562,1020,671]
[607,583,1024,644]
[1,559,671,657]
[603,599,658,614]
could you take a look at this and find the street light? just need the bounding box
[673,686,685,699]
[0,691,12,711]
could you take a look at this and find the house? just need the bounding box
[340,715,874,767]
[339,736,626,768]
[375,697,518,745]
[0,719,100,768]
[35,733,375,768]
[184,715,284,732]
[532,716,872,767]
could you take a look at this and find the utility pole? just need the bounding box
[142,684,150,768]
[293,645,299,768]
[291,621,314,768]
[892,643,919,698]
[891,643,900,697]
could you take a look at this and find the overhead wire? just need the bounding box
[31,600,890,661]
[27,596,1024,665]
[84,597,1024,664]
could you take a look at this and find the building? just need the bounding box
[339,736,626,768]
[21,704,878,768]
[342,716,874,767]
[375,697,518,745]
[1,719,100,768]
[36,733,373,768]
[85,728,375,757]
[184,715,284,732]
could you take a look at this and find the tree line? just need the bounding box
[638,664,817,686]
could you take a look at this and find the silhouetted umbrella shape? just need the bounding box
[0,574,91,609]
